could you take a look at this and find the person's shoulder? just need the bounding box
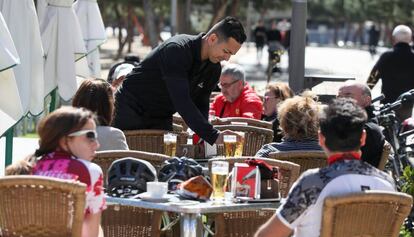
[242,86,263,102]
[78,159,103,175]
[164,34,199,47]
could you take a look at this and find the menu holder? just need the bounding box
[231,163,261,200]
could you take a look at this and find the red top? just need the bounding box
[210,85,263,119]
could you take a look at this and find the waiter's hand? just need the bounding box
[215,130,243,144]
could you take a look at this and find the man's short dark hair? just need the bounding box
[319,98,367,152]
[208,16,246,44]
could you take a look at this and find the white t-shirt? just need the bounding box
[276,159,396,237]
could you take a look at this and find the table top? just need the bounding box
[106,195,280,214]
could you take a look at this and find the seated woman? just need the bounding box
[73,78,129,151]
[32,106,105,237]
[262,82,294,142]
[256,94,322,158]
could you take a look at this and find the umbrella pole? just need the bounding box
[5,127,13,167]
[49,88,57,113]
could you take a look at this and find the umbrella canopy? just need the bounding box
[0,0,45,116]
[74,0,106,78]
[39,0,87,101]
[0,12,22,135]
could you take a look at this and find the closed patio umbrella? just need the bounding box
[74,0,106,78]
[0,0,45,116]
[39,0,87,101]
[0,12,22,135]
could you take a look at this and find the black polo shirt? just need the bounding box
[114,33,221,144]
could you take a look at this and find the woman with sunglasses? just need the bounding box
[31,106,105,237]
[72,78,128,151]
[262,82,294,142]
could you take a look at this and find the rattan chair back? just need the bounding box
[210,91,220,103]
[321,190,413,237]
[172,114,188,131]
[172,123,184,132]
[214,210,274,237]
[123,129,188,155]
[102,204,163,237]
[212,117,273,129]
[0,175,86,237]
[377,140,392,171]
[208,157,300,198]
[214,125,274,156]
[94,150,170,185]
[269,150,327,174]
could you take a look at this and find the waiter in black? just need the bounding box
[113,17,246,145]
[367,24,414,121]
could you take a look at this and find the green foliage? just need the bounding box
[400,166,414,237]
[401,166,414,197]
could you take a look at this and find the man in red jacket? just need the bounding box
[210,63,263,119]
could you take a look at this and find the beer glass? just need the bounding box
[223,135,237,157]
[234,132,245,157]
[211,161,229,201]
[163,133,177,157]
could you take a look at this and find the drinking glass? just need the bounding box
[223,135,237,157]
[163,133,177,157]
[211,161,229,202]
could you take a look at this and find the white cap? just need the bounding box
[112,63,134,81]
[392,25,412,44]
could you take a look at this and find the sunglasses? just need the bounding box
[264,95,278,101]
[68,130,98,141]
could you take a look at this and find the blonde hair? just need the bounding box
[277,95,320,140]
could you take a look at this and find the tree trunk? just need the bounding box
[143,0,159,48]
[208,0,230,29]
[127,6,134,53]
[177,0,192,34]
[229,0,239,17]
[115,4,127,59]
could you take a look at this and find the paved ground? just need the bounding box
[0,36,388,175]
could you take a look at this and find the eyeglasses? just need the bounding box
[218,79,239,89]
[264,95,278,101]
[68,130,98,141]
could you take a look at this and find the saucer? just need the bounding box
[135,192,173,202]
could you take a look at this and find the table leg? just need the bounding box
[180,213,203,237]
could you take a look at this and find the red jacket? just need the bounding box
[210,85,263,119]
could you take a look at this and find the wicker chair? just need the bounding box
[172,114,188,131]
[320,190,413,237]
[172,123,184,132]
[214,125,274,156]
[0,175,86,237]
[94,150,170,184]
[269,150,327,174]
[102,204,164,237]
[210,91,221,103]
[377,140,392,171]
[208,157,300,237]
[211,117,273,129]
[123,129,188,155]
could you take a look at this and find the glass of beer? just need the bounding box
[211,161,229,202]
[163,133,177,157]
[224,135,237,157]
[234,132,245,157]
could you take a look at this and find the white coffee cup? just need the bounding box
[146,182,168,198]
